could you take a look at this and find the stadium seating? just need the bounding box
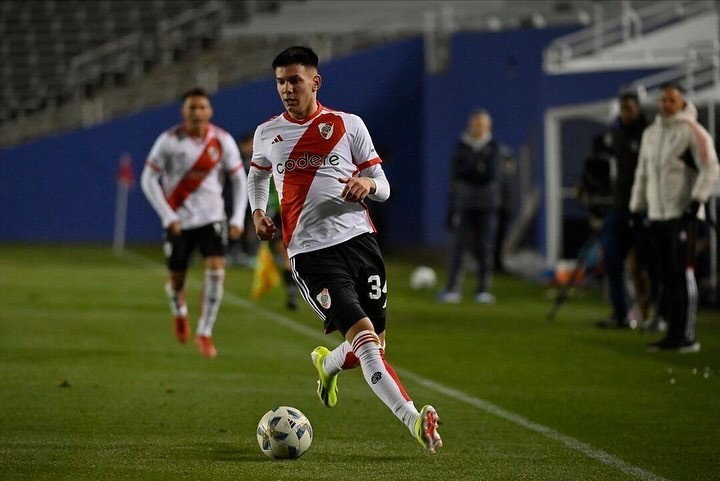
[0,0,628,148]
[0,0,289,125]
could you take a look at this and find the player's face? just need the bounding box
[619,98,640,124]
[182,95,213,136]
[468,113,491,138]
[275,64,321,120]
[659,87,684,117]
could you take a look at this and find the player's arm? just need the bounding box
[339,114,390,203]
[247,128,277,240]
[141,134,180,232]
[227,167,248,239]
[223,136,247,239]
[361,164,390,201]
[688,122,720,204]
[628,134,649,214]
[248,167,277,240]
[340,164,390,202]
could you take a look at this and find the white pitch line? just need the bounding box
[123,249,670,481]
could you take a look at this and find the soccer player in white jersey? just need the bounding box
[141,87,248,358]
[247,46,442,453]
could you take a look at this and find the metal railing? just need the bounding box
[67,32,144,100]
[544,0,716,73]
[628,40,720,97]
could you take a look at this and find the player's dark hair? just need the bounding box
[660,82,685,94]
[182,87,210,101]
[617,85,641,103]
[272,46,319,69]
[618,89,640,103]
[619,92,639,103]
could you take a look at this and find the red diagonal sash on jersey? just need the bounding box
[166,137,222,211]
[281,113,346,246]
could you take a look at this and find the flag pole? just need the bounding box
[113,154,134,255]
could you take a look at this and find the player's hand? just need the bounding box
[683,200,701,221]
[253,210,277,241]
[229,224,244,240]
[338,177,374,202]
[167,220,182,236]
[628,212,646,231]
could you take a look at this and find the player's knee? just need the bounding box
[345,317,376,344]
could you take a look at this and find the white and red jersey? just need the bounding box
[144,124,244,229]
[250,103,387,257]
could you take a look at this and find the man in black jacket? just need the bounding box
[440,109,509,304]
[596,89,650,328]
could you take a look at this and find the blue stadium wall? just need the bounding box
[0,28,657,250]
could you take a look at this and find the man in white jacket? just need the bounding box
[629,83,719,352]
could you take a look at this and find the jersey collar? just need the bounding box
[283,102,323,124]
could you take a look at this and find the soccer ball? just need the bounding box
[410,266,437,290]
[256,406,313,459]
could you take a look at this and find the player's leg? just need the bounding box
[472,209,497,303]
[310,339,360,407]
[349,233,442,452]
[291,252,345,407]
[671,218,699,350]
[440,213,468,302]
[273,237,299,311]
[345,319,442,453]
[194,222,228,358]
[315,341,359,374]
[164,230,192,343]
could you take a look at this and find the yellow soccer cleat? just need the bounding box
[310,346,338,408]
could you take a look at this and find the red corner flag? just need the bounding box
[117,153,135,188]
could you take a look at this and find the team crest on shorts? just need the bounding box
[316,288,331,309]
[318,122,334,140]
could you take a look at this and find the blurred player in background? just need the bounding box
[247,46,442,453]
[225,131,259,267]
[141,87,247,358]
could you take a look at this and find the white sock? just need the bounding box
[323,341,359,375]
[352,330,419,433]
[164,282,188,317]
[196,269,224,337]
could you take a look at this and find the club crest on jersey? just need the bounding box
[207,145,220,161]
[318,122,334,140]
[316,288,331,309]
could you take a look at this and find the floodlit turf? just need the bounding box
[0,244,718,481]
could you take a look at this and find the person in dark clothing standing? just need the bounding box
[494,148,515,273]
[596,90,650,328]
[440,109,505,304]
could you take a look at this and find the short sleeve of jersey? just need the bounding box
[147,132,169,171]
[218,130,243,173]
[348,115,380,168]
[251,125,272,170]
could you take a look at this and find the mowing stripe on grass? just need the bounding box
[396,370,670,481]
[123,250,670,481]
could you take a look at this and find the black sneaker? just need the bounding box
[676,340,701,353]
[595,318,637,330]
[647,339,701,353]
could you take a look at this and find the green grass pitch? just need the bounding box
[0,244,718,480]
